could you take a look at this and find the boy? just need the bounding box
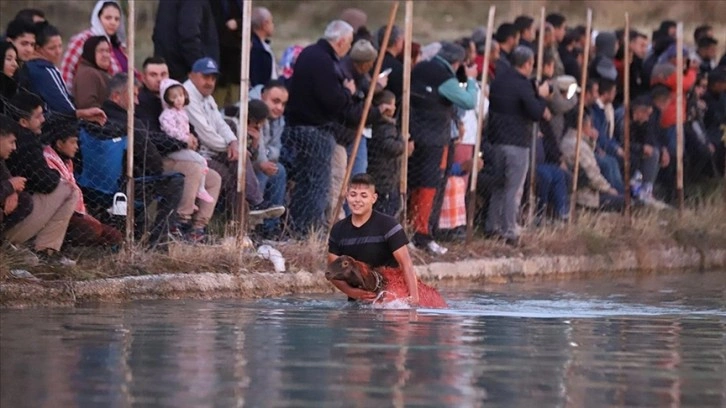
[328,173,420,306]
[0,114,32,233]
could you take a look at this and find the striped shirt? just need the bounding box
[329,211,409,267]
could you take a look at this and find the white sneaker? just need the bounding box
[641,196,670,210]
[426,240,448,255]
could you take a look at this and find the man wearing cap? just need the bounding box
[184,57,284,220]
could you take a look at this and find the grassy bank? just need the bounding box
[2,184,724,282]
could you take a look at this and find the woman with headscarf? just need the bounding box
[60,0,129,91]
[72,36,112,109]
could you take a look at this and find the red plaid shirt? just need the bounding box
[60,30,125,92]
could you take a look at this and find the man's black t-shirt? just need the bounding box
[328,211,409,267]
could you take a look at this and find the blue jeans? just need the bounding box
[536,164,569,219]
[256,162,287,234]
[280,126,335,235]
[346,137,368,177]
[596,154,625,194]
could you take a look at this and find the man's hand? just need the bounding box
[606,187,619,196]
[464,63,478,79]
[9,177,26,192]
[377,74,389,89]
[542,107,552,121]
[616,147,625,158]
[225,19,238,31]
[538,81,551,98]
[77,108,107,126]
[187,134,199,151]
[343,79,356,95]
[227,140,239,161]
[407,140,415,157]
[3,193,18,215]
[660,148,671,168]
[461,157,484,173]
[643,144,654,157]
[259,161,278,176]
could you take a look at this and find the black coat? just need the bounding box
[101,100,164,177]
[380,52,404,100]
[250,33,274,87]
[5,127,60,194]
[0,160,33,229]
[152,0,220,81]
[486,67,547,147]
[368,120,405,191]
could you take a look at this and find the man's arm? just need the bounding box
[326,253,377,301]
[438,77,478,110]
[178,2,205,69]
[185,95,234,153]
[392,245,419,306]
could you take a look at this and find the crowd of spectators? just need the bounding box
[1,2,724,266]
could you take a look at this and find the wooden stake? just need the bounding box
[568,9,593,225]
[399,0,413,224]
[124,0,136,249]
[676,22,685,214]
[623,13,632,222]
[327,1,400,234]
[236,0,253,245]
[527,6,546,228]
[465,6,496,244]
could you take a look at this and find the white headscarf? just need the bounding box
[89,0,127,44]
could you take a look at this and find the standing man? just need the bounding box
[153,0,219,81]
[485,46,551,245]
[514,15,536,51]
[328,173,419,306]
[375,25,404,100]
[250,7,277,88]
[494,23,519,77]
[209,0,243,107]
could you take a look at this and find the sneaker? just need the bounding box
[425,240,448,255]
[185,227,209,244]
[36,251,76,267]
[249,201,285,219]
[196,188,215,203]
[10,269,40,281]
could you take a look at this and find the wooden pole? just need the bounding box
[675,22,685,214]
[124,0,135,248]
[465,6,496,244]
[399,0,413,224]
[623,13,632,222]
[327,1,400,233]
[527,6,546,227]
[236,0,253,245]
[568,9,593,225]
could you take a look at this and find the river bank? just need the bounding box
[2,198,725,308]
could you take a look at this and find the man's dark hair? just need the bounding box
[658,20,677,33]
[9,92,44,121]
[511,46,534,68]
[33,22,61,47]
[542,49,556,67]
[708,68,726,88]
[585,79,598,94]
[376,25,402,49]
[545,13,566,28]
[495,23,518,43]
[631,95,652,110]
[694,24,712,42]
[373,89,395,106]
[14,9,45,24]
[349,173,376,189]
[248,99,269,122]
[142,56,166,69]
[697,36,718,50]
[651,84,671,102]
[562,28,583,47]
[629,30,647,42]
[598,78,616,94]
[513,15,534,34]
[262,79,287,93]
[5,19,36,40]
[0,114,21,137]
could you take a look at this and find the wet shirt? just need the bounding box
[328,211,409,267]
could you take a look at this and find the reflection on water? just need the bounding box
[1,271,725,407]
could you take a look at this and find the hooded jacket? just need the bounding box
[158,78,192,143]
[589,32,618,81]
[60,0,129,90]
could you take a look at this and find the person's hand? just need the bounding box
[259,161,278,176]
[3,193,18,215]
[78,107,107,126]
[660,148,671,168]
[461,157,484,173]
[457,122,466,141]
[542,107,552,121]
[607,187,619,196]
[343,79,356,95]
[708,143,715,154]
[227,140,239,161]
[538,81,551,98]
[560,160,569,171]
[187,134,199,151]
[225,19,238,31]
[377,74,389,89]
[407,140,415,157]
[464,63,478,79]
[9,177,26,192]
[643,144,654,157]
[616,147,625,158]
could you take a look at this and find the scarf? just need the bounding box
[81,36,109,69]
[43,146,86,214]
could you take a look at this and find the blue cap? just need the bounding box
[191,57,220,75]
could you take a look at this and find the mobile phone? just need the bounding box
[379,68,393,79]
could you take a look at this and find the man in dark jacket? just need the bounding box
[3,93,77,264]
[0,115,32,233]
[209,0,243,107]
[100,73,183,244]
[485,46,551,244]
[494,23,519,77]
[153,0,219,82]
[375,25,405,100]
[249,7,277,88]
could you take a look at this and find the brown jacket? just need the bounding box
[560,128,613,209]
[72,59,111,109]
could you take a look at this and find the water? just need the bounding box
[1,271,725,408]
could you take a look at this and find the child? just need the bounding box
[367,90,408,217]
[159,78,214,203]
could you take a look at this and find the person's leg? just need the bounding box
[192,168,221,229]
[146,173,184,245]
[535,165,554,217]
[599,192,625,212]
[409,187,437,245]
[500,145,530,240]
[549,167,570,219]
[162,158,204,225]
[327,144,348,225]
[639,147,660,198]
[346,137,368,176]
[259,162,287,235]
[207,156,236,215]
[245,152,264,206]
[597,154,625,194]
[65,212,123,247]
[4,183,77,252]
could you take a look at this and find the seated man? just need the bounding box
[591,78,625,194]
[250,79,289,238]
[3,94,77,265]
[0,115,33,239]
[327,173,419,305]
[561,113,623,212]
[98,73,183,245]
[183,57,283,220]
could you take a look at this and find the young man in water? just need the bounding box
[327,173,420,306]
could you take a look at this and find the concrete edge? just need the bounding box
[2,246,724,308]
